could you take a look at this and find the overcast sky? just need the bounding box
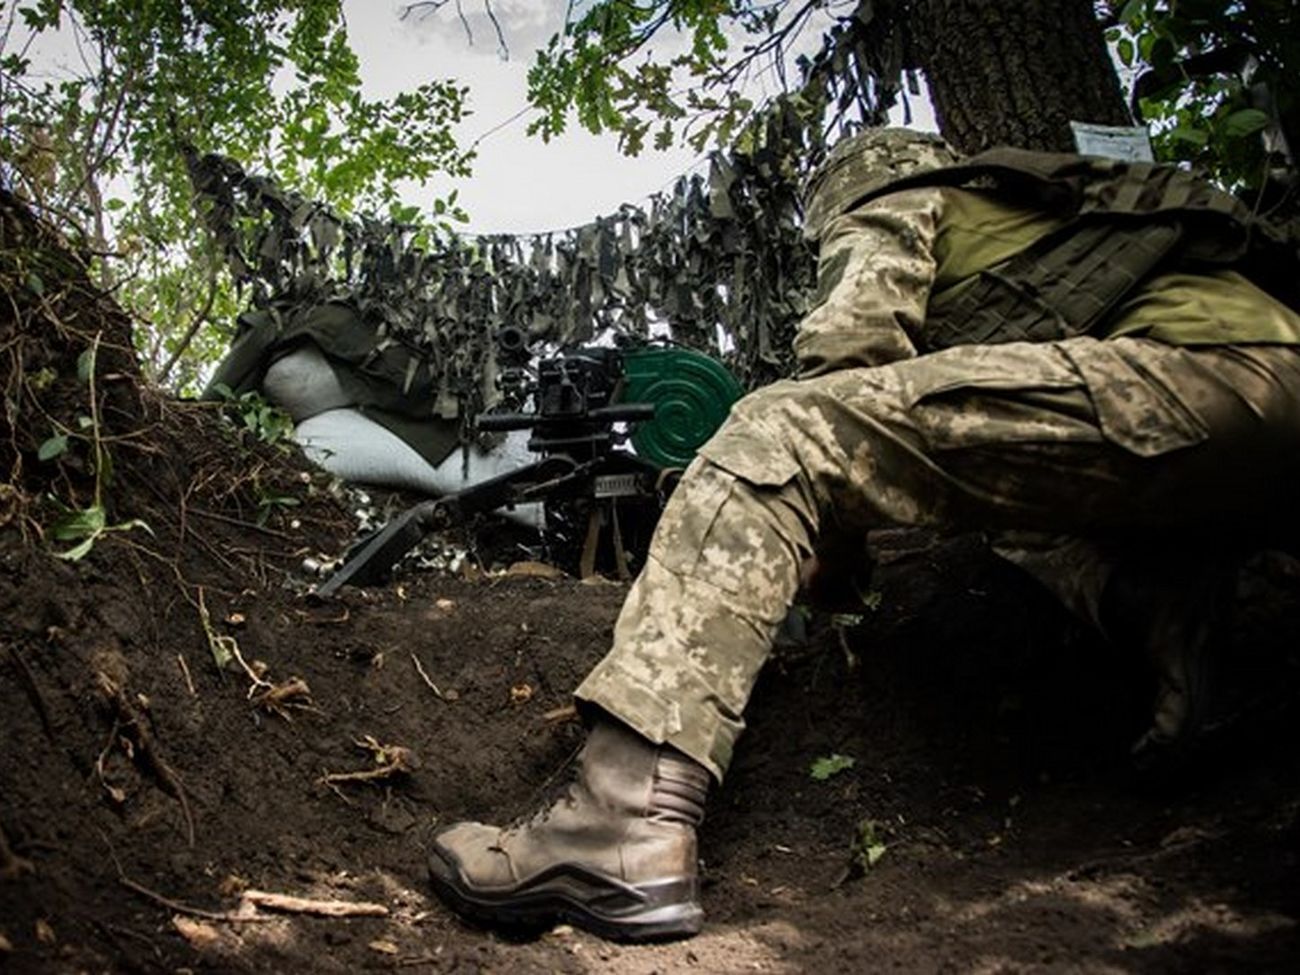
[349,1,932,236]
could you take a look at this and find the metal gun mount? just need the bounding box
[317,346,670,595]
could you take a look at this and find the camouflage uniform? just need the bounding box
[576,134,1300,781]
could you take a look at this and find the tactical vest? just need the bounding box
[859,147,1300,351]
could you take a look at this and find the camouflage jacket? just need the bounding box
[795,185,1300,378]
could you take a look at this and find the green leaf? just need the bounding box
[56,537,97,562]
[1119,0,1145,25]
[104,518,154,537]
[37,434,69,461]
[1117,38,1134,67]
[26,272,44,296]
[76,347,96,383]
[852,818,888,872]
[810,753,856,781]
[1222,108,1269,139]
[51,504,106,541]
[1168,125,1209,147]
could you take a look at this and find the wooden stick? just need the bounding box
[240,890,389,917]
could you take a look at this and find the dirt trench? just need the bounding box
[2,188,1299,973]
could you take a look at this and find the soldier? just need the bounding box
[427,129,1300,941]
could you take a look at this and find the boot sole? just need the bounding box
[428,849,703,943]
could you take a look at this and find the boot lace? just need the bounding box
[503,743,582,832]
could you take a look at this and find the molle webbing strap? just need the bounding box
[857,148,1279,349]
[921,218,1184,350]
[868,147,1254,238]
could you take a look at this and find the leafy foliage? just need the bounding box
[209,384,295,447]
[851,817,888,871]
[0,0,473,392]
[527,1,906,157]
[40,333,152,560]
[810,753,856,780]
[1107,0,1298,191]
[526,0,1296,200]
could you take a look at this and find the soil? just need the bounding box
[3,189,1300,974]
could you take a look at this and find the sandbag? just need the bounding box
[262,345,352,421]
[295,408,544,529]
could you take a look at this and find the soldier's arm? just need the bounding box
[794,187,945,378]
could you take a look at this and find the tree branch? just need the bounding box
[483,0,508,57]
[156,257,221,386]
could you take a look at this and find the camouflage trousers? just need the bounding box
[575,337,1300,780]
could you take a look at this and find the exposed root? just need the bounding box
[319,736,419,793]
[196,587,243,675]
[252,677,319,720]
[118,875,271,924]
[176,653,197,697]
[95,671,196,847]
[409,652,444,699]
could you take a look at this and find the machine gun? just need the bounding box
[317,342,742,595]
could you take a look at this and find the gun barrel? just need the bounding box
[588,403,655,423]
[476,412,537,432]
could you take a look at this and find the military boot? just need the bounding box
[428,719,710,942]
[1100,558,1230,774]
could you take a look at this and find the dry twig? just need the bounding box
[542,704,578,724]
[409,652,443,699]
[239,889,388,918]
[252,677,319,720]
[175,653,196,696]
[118,876,270,924]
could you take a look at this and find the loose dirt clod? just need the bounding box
[0,825,34,880]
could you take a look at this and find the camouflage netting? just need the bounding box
[186,97,821,426]
[184,4,920,435]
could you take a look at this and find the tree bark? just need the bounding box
[905,0,1131,154]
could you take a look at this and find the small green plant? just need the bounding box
[210,383,295,445]
[255,491,300,527]
[851,818,888,872]
[810,753,856,781]
[49,499,153,561]
[44,334,152,560]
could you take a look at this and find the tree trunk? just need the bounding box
[906,0,1131,154]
